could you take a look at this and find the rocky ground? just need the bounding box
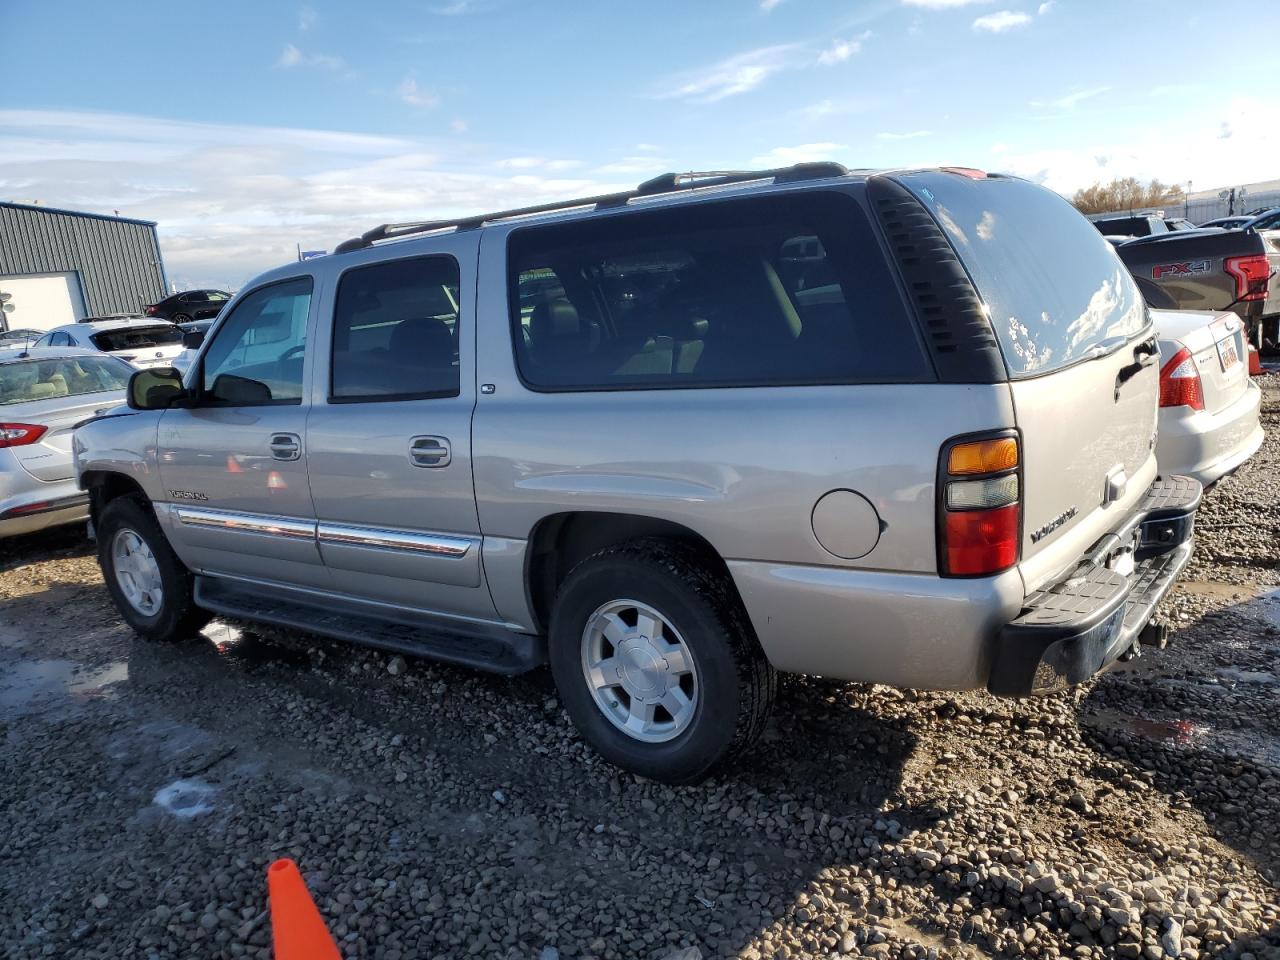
[1,384,1278,960]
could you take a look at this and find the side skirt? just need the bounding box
[194,575,545,675]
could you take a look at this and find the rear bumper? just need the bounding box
[987,475,1202,696]
[1156,381,1264,486]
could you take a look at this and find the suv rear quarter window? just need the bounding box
[899,173,1149,377]
[507,191,931,391]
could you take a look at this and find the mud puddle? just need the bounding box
[0,658,128,718]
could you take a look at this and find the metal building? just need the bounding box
[0,202,168,332]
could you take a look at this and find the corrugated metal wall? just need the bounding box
[0,203,167,316]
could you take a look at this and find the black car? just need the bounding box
[144,289,231,323]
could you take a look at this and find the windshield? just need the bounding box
[0,355,133,404]
[90,325,184,352]
[896,172,1148,378]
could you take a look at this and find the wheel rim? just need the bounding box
[112,528,163,616]
[580,599,698,743]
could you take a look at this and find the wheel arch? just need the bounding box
[82,470,151,527]
[523,511,743,635]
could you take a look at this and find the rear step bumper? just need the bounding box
[987,475,1202,697]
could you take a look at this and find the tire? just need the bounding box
[548,538,776,784]
[172,313,192,324]
[97,496,210,641]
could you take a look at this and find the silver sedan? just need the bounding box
[1152,309,1264,485]
[0,347,133,538]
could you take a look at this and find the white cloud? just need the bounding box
[0,109,630,289]
[817,32,870,65]
[877,130,931,140]
[432,0,473,12]
[902,0,989,7]
[752,143,847,166]
[972,10,1031,31]
[497,156,583,172]
[1037,0,1055,13]
[596,155,673,175]
[993,97,1280,195]
[276,43,345,71]
[298,5,317,30]
[397,76,439,108]
[760,0,785,9]
[450,119,468,133]
[1031,85,1110,110]
[653,44,804,103]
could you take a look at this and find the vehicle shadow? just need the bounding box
[0,523,93,572]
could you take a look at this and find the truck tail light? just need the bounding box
[1158,347,1205,410]
[939,434,1020,577]
[1224,254,1271,302]
[0,423,48,448]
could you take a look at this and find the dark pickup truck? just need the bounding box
[1115,227,1280,350]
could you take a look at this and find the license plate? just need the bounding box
[1217,337,1240,371]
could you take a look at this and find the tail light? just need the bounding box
[939,434,1020,577]
[1158,347,1205,410]
[0,423,48,448]
[1224,254,1271,302]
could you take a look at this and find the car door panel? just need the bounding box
[157,275,329,589]
[304,238,495,619]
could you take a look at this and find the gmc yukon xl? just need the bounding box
[74,164,1201,783]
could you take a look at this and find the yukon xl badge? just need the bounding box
[1030,506,1077,544]
[170,490,209,502]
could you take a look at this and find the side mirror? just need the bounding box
[128,367,186,410]
[182,329,206,349]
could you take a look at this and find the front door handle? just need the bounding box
[269,433,301,461]
[409,435,451,468]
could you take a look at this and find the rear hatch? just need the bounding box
[5,392,125,481]
[894,172,1159,591]
[90,325,185,367]
[1151,309,1250,414]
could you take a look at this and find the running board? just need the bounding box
[194,576,544,675]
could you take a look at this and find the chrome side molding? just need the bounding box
[317,522,474,558]
[175,506,316,540]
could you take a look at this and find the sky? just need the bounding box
[2,0,1278,290]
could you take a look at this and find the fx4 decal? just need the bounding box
[1152,259,1211,280]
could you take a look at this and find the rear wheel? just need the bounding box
[548,539,776,784]
[97,497,209,641]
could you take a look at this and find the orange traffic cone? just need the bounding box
[267,858,341,960]
[1248,344,1262,376]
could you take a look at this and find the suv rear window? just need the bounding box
[90,325,184,352]
[898,173,1148,378]
[507,191,930,391]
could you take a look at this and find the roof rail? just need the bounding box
[332,161,850,254]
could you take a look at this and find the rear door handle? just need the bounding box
[409,435,451,468]
[269,433,301,461]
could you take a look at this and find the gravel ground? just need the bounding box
[2,382,1279,960]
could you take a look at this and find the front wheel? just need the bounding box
[97,497,210,641]
[171,313,192,324]
[548,539,776,784]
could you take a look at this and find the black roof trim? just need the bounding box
[0,200,157,228]
[333,162,851,254]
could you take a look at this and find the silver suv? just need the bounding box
[74,164,1201,783]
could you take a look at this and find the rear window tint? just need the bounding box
[898,173,1148,378]
[507,191,930,391]
[90,325,184,352]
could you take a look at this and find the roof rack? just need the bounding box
[332,161,849,254]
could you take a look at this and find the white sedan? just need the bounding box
[1152,308,1264,485]
[32,316,185,370]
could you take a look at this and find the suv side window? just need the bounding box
[508,191,929,391]
[330,256,461,402]
[200,277,312,405]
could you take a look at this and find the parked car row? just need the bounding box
[65,164,1264,783]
